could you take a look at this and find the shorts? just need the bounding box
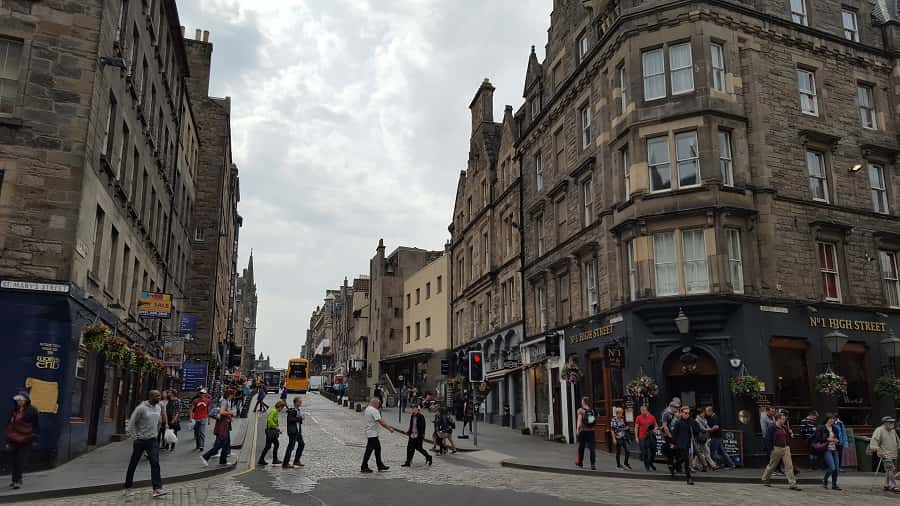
[885,458,897,474]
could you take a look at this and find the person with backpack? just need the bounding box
[190,388,210,451]
[575,396,597,470]
[6,393,39,490]
[200,389,236,466]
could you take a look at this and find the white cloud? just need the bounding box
[178,0,548,367]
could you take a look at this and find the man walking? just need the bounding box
[361,397,395,473]
[190,388,210,451]
[123,390,166,498]
[705,405,735,469]
[660,401,679,473]
[670,406,697,485]
[635,404,658,471]
[401,404,432,467]
[258,400,286,466]
[869,416,900,493]
[799,410,818,469]
[201,389,236,466]
[761,412,801,490]
[283,397,305,468]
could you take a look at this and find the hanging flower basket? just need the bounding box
[447,375,467,390]
[729,375,762,399]
[81,323,110,350]
[102,337,132,367]
[561,364,581,383]
[133,351,149,371]
[875,375,900,400]
[145,357,165,377]
[815,371,848,398]
[625,375,659,401]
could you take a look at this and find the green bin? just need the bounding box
[855,436,873,472]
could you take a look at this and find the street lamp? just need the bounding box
[823,330,848,354]
[674,308,690,335]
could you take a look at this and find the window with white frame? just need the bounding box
[536,285,547,331]
[675,131,700,188]
[790,0,808,25]
[536,213,545,256]
[535,152,543,192]
[642,48,665,100]
[580,105,592,149]
[857,84,877,129]
[584,259,597,314]
[842,10,859,41]
[880,251,900,308]
[869,163,889,214]
[711,43,726,92]
[622,147,630,199]
[682,229,709,294]
[582,178,593,227]
[618,65,627,114]
[727,229,744,294]
[578,33,589,62]
[648,136,671,192]
[0,38,23,115]
[669,43,694,95]
[797,69,818,115]
[817,242,841,301]
[806,150,829,203]
[719,130,734,186]
[627,240,637,301]
[653,232,677,296]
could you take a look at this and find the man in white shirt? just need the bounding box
[361,397,395,473]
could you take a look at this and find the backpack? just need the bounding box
[583,409,596,428]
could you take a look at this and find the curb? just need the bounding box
[500,460,825,485]
[0,463,237,503]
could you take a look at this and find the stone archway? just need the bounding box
[663,347,720,410]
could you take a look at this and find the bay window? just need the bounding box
[653,232,677,296]
[682,229,709,294]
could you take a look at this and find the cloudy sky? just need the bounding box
[178,0,549,368]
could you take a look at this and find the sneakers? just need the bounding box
[377,466,390,472]
[427,457,433,466]
[152,489,167,498]
[123,489,136,497]
[282,463,296,469]
[257,460,268,466]
[272,460,282,465]
[400,462,411,467]
[790,485,802,491]
[294,462,304,467]
[200,456,209,467]
[762,480,771,487]
[360,467,373,473]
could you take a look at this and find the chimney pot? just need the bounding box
[195,29,202,40]
[180,26,185,37]
[203,30,210,43]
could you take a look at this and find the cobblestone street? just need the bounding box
[12,394,894,505]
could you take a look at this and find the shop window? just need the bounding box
[838,343,870,425]
[770,338,812,410]
[589,356,607,417]
[70,352,88,418]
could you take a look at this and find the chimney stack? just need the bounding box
[469,78,495,131]
[180,26,185,37]
[203,30,210,43]
[195,29,201,40]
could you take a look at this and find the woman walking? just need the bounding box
[6,393,39,489]
[575,397,596,470]
[815,413,842,491]
[164,390,181,451]
[610,407,631,470]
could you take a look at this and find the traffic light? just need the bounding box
[468,351,484,383]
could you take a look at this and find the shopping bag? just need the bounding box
[164,428,177,445]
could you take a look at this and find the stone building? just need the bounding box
[366,239,442,394]
[449,80,526,429]
[305,289,340,378]
[234,251,257,376]
[182,30,241,384]
[400,253,450,394]
[346,276,370,398]
[0,0,202,467]
[514,0,900,460]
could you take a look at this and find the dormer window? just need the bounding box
[578,33,589,63]
[531,96,541,119]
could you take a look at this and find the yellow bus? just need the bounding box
[285,357,310,393]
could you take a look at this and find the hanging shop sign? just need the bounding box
[137,292,172,319]
[605,343,625,368]
[808,316,886,333]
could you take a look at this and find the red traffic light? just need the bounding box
[473,354,481,363]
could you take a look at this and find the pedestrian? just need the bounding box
[433,406,457,454]
[760,406,776,450]
[634,404,657,471]
[453,392,464,421]
[815,412,841,491]
[799,410,819,469]
[283,397,305,468]
[462,394,474,436]
[5,393,39,490]
[190,388,210,451]
[610,407,631,470]
[157,389,169,447]
[164,390,180,451]
[401,404,432,467]
[660,401,680,474]
[240,382,251,417]
[201,389,236,466]
[254,386,269,413]
[373,384,384,406]
[575,396,596,470]
[693,409,717,471]
[258,400,286,466]
[670,405,697,485]
[704,405,735,469]
[361,397,395,473]
[233,385,244,415]
[833,413,848,470]
[123,390,166,498]
[761,412,801,490]
[869,416,900,493]
[280,385,288,402]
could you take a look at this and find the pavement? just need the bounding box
[0,410,254,502]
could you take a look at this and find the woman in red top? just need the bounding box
[6,393,39,489]
[634,404,657,471]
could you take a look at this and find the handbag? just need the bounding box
[812,442,827,454]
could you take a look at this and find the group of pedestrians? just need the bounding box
[256,396,306,468]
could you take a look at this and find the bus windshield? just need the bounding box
[289,362,307,379]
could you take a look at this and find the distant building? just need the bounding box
[399,253,450,394]
[234,252,257,375]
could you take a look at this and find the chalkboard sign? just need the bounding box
[655,429,666,458]
[721,429,743,466]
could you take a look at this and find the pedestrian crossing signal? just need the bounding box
[468,351,484,383]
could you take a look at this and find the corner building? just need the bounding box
[519,0,900,463]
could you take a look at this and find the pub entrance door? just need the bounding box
[587,351,625,449]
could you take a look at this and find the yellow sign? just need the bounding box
[137,292,172,319]
[25,377,58,414]
[569,324,615,344]
[808,316,886,333]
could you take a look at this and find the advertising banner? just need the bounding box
[162,339,184,367]
[182,362,207,391]
[137,292,172,319]
[178,314,197,340]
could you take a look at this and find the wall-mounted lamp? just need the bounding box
[850,163,863,173]
[674,308,690,335]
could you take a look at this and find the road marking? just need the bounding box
[233,411,260,477]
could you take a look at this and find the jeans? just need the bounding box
[259,429,280,463]
[823,449,839,486]
[234,398,243,414]
[709,438,735,467]
[193,419,207,450]
[125,438,161,490]
[405,438,430,464]
[203,432,230,464]
[577,430,596,466]
[639,436,656,469]
[615,437,630,467]
[761,446,796,485]
[8,443,28,484]
[673,448,692,481]
[284,432,305,465]
[361,437,384,469]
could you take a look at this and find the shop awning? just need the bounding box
[314,338,331,356]
[485,364,525,380]
[381,348,434,364]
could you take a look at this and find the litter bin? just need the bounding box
[855,435,873,472]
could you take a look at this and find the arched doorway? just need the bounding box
[664,347,719,410]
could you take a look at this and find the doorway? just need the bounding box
[551,367,562,435]
[87,358,107,446]
[664,348,719,410]
[586,351,625,449]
